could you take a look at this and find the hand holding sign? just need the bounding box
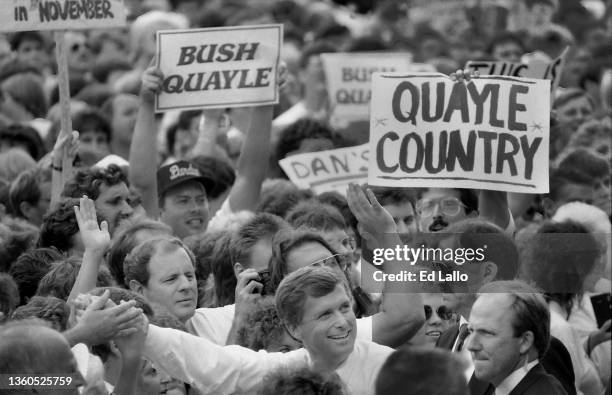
[140,63,164,104]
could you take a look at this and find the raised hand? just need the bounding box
[140,58,164,104]
[74,196,110,255]
[114,307,148,361]
[346,183,397,243]
[450,68,479,83]
[234,268,263,318]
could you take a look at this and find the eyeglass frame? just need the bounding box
[415,196,467,217]
[309,253,350,271]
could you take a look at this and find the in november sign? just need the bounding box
[368,73,550,193]
[0,0,127,32]
[155,24,282,112]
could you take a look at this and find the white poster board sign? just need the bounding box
[368,72,550,193]
[156,24,282,112]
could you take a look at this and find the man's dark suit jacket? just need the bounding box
[436,324,576,395]
[469,363,568,395]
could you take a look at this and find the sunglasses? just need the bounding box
[416,197,467,217]
[309,253,350,271]
[424,305,457,321]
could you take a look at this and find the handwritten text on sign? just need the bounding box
[155,24,282,112]
[321,53,413,122]
[368,73,550,193]
[0,0,126,32]
[279,144,369,195]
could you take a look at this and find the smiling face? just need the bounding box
[409,293,455,347]
[142,246,198,323]
[467,294,526,386]
[95,182,134,235]
[160,181,209,239]
[292,284,356,368]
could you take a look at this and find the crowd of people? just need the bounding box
[0,0,611,394]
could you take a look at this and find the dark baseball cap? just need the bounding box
[157,160,215,198]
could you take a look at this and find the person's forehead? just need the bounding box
[301,284,349,320]
[470,294,513,326]
[148,247,193,277]
[421,188,460,201]
[287,242,332,270]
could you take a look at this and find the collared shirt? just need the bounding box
[494,359,539,395]
[144,325,392,395]
[187,304,374,345]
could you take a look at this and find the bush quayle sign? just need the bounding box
[279,144,369,195]
[368,73,550,193]
[155,24,282,112]
[0,0,126,32]
[320,53,413,123]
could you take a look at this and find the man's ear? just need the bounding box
[233,262,245,279]
[285,322,303,344]
[129,280,144,295]
[482,261,498,284]
[519,330,535,355]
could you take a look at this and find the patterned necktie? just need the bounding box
[455,323,470,352]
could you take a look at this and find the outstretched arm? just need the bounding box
[129,62,163,218]
[50,131,79,208]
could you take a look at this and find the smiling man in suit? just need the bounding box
[466,280,567,395]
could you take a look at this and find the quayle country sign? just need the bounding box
[155,24,282,112]
[279,144,369,195]
[0,0,127,32]
[368,72,550,193]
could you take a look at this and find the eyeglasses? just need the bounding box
[416,197,466,217]
[424,305,457,321]
[309,253,350,271]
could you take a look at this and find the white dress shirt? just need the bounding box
[494,359,539,395]
[144,325,392,395]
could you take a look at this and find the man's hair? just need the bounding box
[38,198,80,253]
[553,88,595,110]
[37,256,114,301]
[486,32,526,56]
[548,167,595,202]
[8,31,45,51]
[275,118,334,162]
[123,237,195,287]
[0,273,19,321]
[518,220,600,313]
[187,231,234,307]
[257,186,314,218]
[236,297,291,352]
[74,84,115,109]
[9,248,61,305]
[258,367,346,395]
[375,347,468,395]
[92,57,132,84]
[478,280,551,358]
[230,213,290,269]
[9,167,52,218]
[316,192,360,247]
[0,216,39,272]
[442,219,519,280]
[190,155,236,199]
[72,108,112,143]
[0,124,46,160]
[285,200,347,232]
[345,35,390,52]
[11,295,70,331]
[557,148,609,180]
[269,229,338,294]
[1,74,48,120]
[62,164,127,200]
[276,266,348,329]
[107,218,172,287]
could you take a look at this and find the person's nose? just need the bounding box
[429,310,443,325]
[177,275,193,292]
[120,200,134,216]
[333,310,350,330]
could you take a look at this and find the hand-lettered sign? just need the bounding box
[155,24,282,112]
[321,53,413,125]
[465,47,568,92]
[279,144,369,195]
[368,73,550,193]
[0,0,127,32]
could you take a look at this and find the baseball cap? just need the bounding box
[157,160,215,198]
